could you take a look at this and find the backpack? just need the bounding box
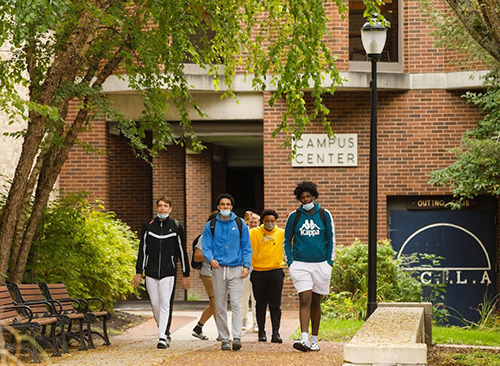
[191,217,244,270]
[209,216,243,237]
[191,235,203,270]
[292,207,326,236]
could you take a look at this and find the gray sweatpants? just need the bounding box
[212,265,244,342]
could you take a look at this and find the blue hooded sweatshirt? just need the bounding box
[201,212,253,268]
[283,203,336,266]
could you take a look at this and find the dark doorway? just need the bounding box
[226,167,263,218]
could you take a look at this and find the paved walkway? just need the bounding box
[39,302,344,366]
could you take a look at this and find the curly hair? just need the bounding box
[260,209,279,224]
[215,193,235,206]
[293,181,319,200]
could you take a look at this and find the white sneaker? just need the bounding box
[252,323,259,333]
[192,331,208,340]
[310,342,320,351]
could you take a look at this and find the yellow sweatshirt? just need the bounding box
[249,225,285,271]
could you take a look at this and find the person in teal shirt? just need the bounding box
[284,181,336,352]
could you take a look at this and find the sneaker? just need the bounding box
[192,331,208,340]
[221,341,231,351]
[157,338,168,349]
[252,323,259,333]
[271,334,283,344]
[258,331,267,342]
[310,342,320,351]
[232,338,242,351]
[293,340,311,352]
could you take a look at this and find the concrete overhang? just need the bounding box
[103,69,489,96]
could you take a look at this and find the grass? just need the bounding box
[430,348,500,366]
[292,318,364,342]
[313,317,500,366]
[433,325,500,347]
[313,317,500,347]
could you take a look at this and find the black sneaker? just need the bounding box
[157,338,168,349]
[293,340,311,352]
[232,338,242,351]
[221,341,231,351]
[258,331,267,342]
[192,326,208,340]
[271,333,283,343]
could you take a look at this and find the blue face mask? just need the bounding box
[157,213,169,219]
[302,202,315,211]
[220,210,231,217]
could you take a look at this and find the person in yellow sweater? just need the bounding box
[249,209,285,343]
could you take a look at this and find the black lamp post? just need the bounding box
[361,20,387,319]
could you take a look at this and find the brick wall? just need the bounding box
[263,88,483,307]
[107,130,153,234]
[59,118,110,204]
[152,145,187,300]
[185,147,214,300]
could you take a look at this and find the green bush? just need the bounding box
[26,193,139,309]
[323,239,422,320]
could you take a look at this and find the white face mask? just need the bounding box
[220,210,231,217]
[302,202,315,211]
[157,213,169,219]
[264,223,275,231]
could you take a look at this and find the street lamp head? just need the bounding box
[361,20,387,57]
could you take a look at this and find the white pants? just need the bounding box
[145,276,176,339]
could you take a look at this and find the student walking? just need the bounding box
[249,209,285,343]
[132,196,190,349]
[191,211,219,340]
[202,193,252,351]
[284,182,336,352]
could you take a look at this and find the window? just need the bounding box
[349,0,402,72]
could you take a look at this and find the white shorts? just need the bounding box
[289,261,332,295]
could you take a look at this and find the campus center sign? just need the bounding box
[292,134,358,167]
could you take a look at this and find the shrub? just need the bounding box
[323,239,422,320]
[26,192,139,309]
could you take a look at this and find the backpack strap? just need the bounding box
[292,209,302,234]
[210,216,242,237]
[210,218,217,237]
[235,217,242,236]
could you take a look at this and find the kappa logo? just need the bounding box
[299,219,321,237]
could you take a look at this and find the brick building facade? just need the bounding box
[57,0,498,316]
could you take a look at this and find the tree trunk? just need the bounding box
[10,48,124,281]
[0,114,47,281]
[9,149,46,271]
[0,10,102,282]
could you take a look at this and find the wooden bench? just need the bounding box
[7,282,74,355]
[0,286,43,363]
[39,282,111,348]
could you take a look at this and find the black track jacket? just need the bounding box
[135,217,190,279]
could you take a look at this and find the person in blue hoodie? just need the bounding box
[284,181,336,353]
[202,193,252,351]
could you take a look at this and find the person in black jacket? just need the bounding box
[132,196,190,349]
